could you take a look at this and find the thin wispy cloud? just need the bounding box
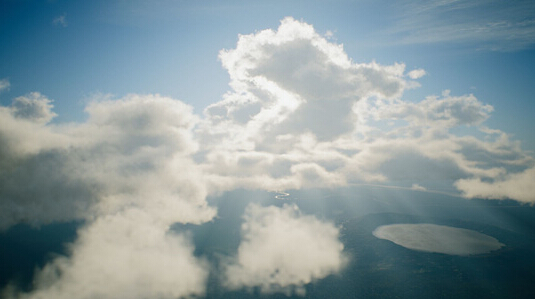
[0,78,9,93]
[52,14,67,27]
[379,0,535,51]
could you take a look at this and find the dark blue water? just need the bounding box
[2,186,535,298]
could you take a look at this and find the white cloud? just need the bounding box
[224,203,347,295]
[207,17,407,141]
[10,92,57,124]
[407,68,426,79]
[0,78,9,93]
[411,183,426,191]
[196,17,535,203]
[455,166,535,203]
[344,93,532,188]
[371,90,494,128]
[199,17,409,192]
[0,94,215,229]
[11,209,209,299]
[1,94,216,298]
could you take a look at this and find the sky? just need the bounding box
[1,0,535,298]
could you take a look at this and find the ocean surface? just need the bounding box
[2,186,535,298]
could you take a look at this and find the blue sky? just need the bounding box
[1,1,535,298]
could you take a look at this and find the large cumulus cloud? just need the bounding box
[1,94,215,298]
[0,93,215,229]
[204,17,406,144]
[200,17,408,192]
[198,17,535,203]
